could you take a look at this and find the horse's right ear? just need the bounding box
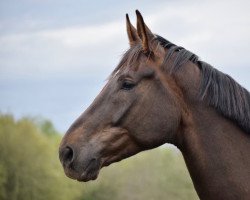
[135,10,155,54]
[126,14,139,47]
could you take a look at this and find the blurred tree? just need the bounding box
[0,114,82,200]
[0,163,7,200]
[39,119,58,136]
[33,117,59,137]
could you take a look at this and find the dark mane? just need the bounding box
[156,35,250,134]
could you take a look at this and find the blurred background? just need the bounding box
[0,0,249,199]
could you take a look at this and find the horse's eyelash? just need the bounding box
[117,75,133,82]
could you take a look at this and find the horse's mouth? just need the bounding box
[77,159,102,182]
[77,169,100,182]
[63,158,102,182]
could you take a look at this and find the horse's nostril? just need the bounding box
[60,146,74,167]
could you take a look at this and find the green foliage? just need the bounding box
[36,118,59,137]
[0,114,198,200]
[0,114,82,200]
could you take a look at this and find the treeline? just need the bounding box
[0,114,82,200]
[0,114,198,200]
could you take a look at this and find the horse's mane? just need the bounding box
[157,35,250,134]
[112,35,250,134]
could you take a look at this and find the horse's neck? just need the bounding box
[180,104,250,200]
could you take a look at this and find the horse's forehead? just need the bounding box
[115,61,141,77]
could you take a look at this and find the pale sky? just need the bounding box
[0,0,250,132]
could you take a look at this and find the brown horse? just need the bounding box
[59,11,250,200]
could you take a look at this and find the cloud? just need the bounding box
[0,0,250,82]
[0,20,128,79]
[38,21,123,47]
[145,1,250,69]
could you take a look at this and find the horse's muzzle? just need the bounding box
[59,144,101,182]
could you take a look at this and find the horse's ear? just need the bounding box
[136,10,154,53]
[126,14,139,47]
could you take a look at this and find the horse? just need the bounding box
[59,10,250,200]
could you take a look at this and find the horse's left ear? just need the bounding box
[136,10,155,54]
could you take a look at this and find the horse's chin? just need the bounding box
[76,169,100,182]
[64,158,102,182]
[80,159,102,182]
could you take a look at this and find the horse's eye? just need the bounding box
[121,81,135,90]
